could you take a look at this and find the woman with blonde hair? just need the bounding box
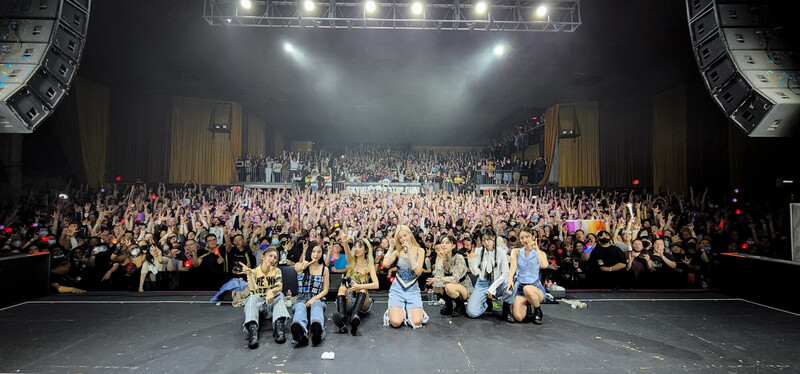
[331,231,379,335]
[383,225,428,328]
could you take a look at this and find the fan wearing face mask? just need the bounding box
[587,230,627,289]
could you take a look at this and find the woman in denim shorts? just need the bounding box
[506,227,548,324]
[383,225,429,328]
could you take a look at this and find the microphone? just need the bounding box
[403,245,408,254]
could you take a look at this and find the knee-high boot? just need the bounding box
[349,292,367,336]
[332,294,349,333]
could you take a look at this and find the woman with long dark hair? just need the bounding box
[331,232,379,335]
[426,235,472,317]
[465,227,514,321]
[383,225,428,328]
[290,240,330,346]
[506,227,548,324]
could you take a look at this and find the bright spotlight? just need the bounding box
[493,44,505,56]
[475,1,487,13]
[240,0,252,9]
[284,43,293,52]
[304,0,315,11]
[365,0,377,13]
[411,2,423,15]
[535,4,547,17]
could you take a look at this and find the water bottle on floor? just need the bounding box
[285,290,293,309]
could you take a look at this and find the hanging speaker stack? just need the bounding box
[686,0,799,137]
[0,0,90,133]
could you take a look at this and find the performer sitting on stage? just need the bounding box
[427,235,473,317]
[331,231,379,335]
[465,227,514,322]
[383,225,428,328]
[236,248,290,349]
[506,227,548,324]
[290,241,330,347]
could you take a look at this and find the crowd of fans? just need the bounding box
[235,146,547,188]
[1,177,789,295]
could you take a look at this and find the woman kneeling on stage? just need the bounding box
[507,228,548,324]
[237,248,290,349]
[290,241,330,346]
[465,227,515,321]
[383,225,428,328]
[332,232,379,335]
[427,235,473,317]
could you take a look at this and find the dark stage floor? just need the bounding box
[1,291,799,374]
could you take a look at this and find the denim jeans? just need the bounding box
[243,293,291,328]
[465,276,513,318]
[290,298,326,344]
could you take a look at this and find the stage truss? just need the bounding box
[202,0,581,32]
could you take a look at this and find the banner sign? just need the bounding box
[344,183,422,194]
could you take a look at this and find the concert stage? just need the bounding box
[1,291,798,373]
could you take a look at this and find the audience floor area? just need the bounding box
[1,291,798,374]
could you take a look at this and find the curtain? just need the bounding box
[411,146,483,154]
[74,77,110,187]
[45,85,86,183]
[247,112,267,157]
[538,104,559,184]
[106,89,172,183]
[273,130,284,158]
[598,98,653,187]
[169,97,242,185]
[685,79,730,196]
[557,103,600,187]
[290,141,313,153]
[652,84,688,194]
[231,103,243,167]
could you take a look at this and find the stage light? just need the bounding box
[151,194,157,200]
[535,4,547,17]
[284,42,293,52]
[304,0,315,11]
[632,179,639,185]
[365,0,377,13]
[735,209,741,215]
[734,188,739,193]
[493,44,505,56]
[116,176,121,181]
[411,2,423,15]
[58,193,68,199]
[475,1,487,13]
[732,198,738,203]
[240,0,252,9]
[226,18,232,23]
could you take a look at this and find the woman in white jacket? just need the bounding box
[465,227,515,322]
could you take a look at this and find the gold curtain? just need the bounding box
[538,104,559,184]
[74,76,110,187]
[411,146,483,154]
[169,97,242,185]
[247,112,266,157]
[273,130,284,157]
[557,102,600,187]
[290,141,313,153]
[652,84,688,194]
[511,143,540,162]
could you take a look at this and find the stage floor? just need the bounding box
[1,291,798,374]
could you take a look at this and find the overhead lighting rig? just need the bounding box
[203,0,581,32]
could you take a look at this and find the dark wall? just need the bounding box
[106,89,172,183]
[598,97,653,188]
[685,77,731,197]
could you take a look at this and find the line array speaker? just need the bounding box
[686,0,799,137]
[0,0,90,133]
